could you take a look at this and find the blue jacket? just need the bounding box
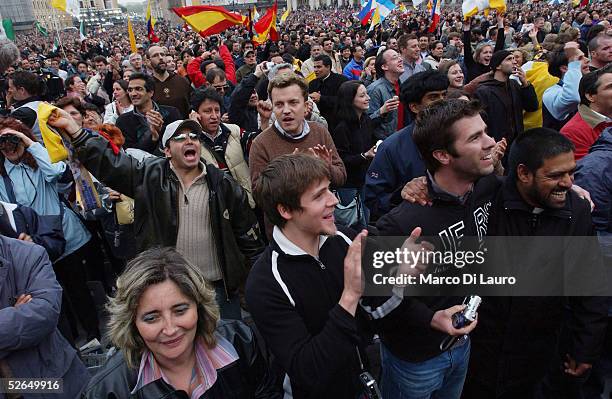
[364,124,426,220]
[575,128,612,234]
[342,58,363,80]
[542,60,582,121]
[0,236,89,398]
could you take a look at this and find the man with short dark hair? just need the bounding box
[7,71,45,135]
[190,87,254,207]
[246,153,373,398]
[364,99,499,399]
[463,128,609,398]
[52,113,264,319]
[560,66,612,160]
[587,34,612,72]
[148,45,193,118]
[116,72,181,154]
[398,34,426,83]
[321,37,342,74]
[542,43,591,130]
[475,50,538,145]
[364,70,445,220]
[308,54,348,131]
[300,43,322,82]
[342,45,365,80]
[86,55,112,103]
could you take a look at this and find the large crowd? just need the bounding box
[0,1,611,398]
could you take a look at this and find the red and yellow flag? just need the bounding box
[172,5,246,37]
[252,1,278,46]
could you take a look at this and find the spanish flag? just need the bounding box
[172,5,246,37]
[253,1,278,46]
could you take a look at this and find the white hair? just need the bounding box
[0,39,19,73]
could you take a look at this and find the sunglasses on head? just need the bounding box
[170,132,199,142]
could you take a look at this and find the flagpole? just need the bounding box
[51,5,68,60]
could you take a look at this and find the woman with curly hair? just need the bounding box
[0,116,101,343]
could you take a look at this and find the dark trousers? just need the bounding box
[53,239,101,341]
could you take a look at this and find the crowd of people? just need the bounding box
[0,0,611,398]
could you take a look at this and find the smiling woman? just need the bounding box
[83,247,273,398]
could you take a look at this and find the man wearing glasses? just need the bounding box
[50,113,264,319]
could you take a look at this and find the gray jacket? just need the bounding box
[366,77,398,139]
[0,236,89,398]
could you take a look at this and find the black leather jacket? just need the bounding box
[82,320,282,399]
[72,131,265,295]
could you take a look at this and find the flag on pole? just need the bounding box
[280,8,290,23]
[172,6,246,37]
[52,36,60,52]
[146,0,159,43]
[51,0,80,18]
[0,19,15,41]
[368,7,381,31]
[34,21,49,37]
[399,3,408,13]
[376,0,396,20]
[462,0,506,19]
[79,19,86,41]
[252,2,278,46]
[428,0,440,32]
[252,5,260,21]
[127,16,137,53]
[358,0,375,26]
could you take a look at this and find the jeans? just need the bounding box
[380,337,470,399]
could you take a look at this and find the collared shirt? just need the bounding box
[274,119,311,141]
[201,126,230,171]
[132,335,239,398]
[400,59,426,84]
[172,162,222,282]
[0,142,90,258]
[428,170,473,205]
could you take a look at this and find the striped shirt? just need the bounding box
[132,334,239,397]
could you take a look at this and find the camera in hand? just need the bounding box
[452,295,481,329]
[439,295,481,352]
[359,371,382,399]
[0,134,22,151]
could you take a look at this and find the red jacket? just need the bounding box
[560,104,612,160]
[187,44,236,88]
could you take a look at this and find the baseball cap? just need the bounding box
[161,119,203,148]
[244,49,255,58]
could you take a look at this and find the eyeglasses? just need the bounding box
[212,84,229,92]
[170,132,199,142]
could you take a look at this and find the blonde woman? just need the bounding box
[83,247,269,398]
[360,56,377,87]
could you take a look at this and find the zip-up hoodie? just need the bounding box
[362,173,502,362]
[245,226,368,399]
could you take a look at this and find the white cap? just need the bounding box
[161,119,203,148]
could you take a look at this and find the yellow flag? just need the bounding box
[128,16,137,53]
[280,9,290,23]
[305,71,316,83]
[37,103,69,163]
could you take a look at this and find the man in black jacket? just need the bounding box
[475,50,538,146]
[308,54,348,132]
[463,128,609,399]
[49,112,264,320]
[228,62,264,133]
[116,72,181,156]
[246,153,376,399]
[363,99,500,399]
